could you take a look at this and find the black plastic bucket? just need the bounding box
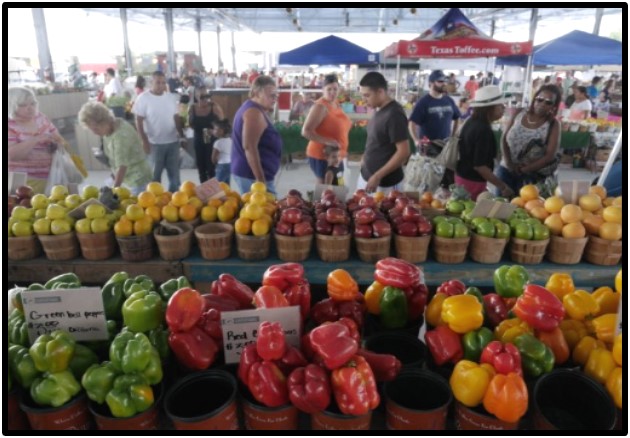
[363,332,427,369]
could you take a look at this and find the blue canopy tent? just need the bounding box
[496,30,622,66]
[278,35,378,66]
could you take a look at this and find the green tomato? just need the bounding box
[432,215,449,227]
[514,222,534,240]
[525,218,542,227]
[509,217,525,229]
[447,216,464,225]
[435,221,454,238]
[532,223,551,241]
[453,223,470,238]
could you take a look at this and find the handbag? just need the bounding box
[517,119,559,178]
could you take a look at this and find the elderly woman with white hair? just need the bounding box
[78,101,151,195]
[8,86,66,193]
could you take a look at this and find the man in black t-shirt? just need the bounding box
[357,72,410,193]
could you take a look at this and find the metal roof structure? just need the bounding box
[81,7,621,37]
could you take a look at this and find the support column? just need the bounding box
[231,31,237,74]
[120,8,133,76]
[31,8,54,82]
[216,25,223,70]
[593,8,604,35]
[196,16,203,67]
[163,8,176,74]
[522,8,538,107]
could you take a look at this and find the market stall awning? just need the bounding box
[384,8,532,59]
[278,35,378,66]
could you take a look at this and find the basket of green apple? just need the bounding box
[468,217,511,264]
[431,216,470,264]
[508,215,550,265]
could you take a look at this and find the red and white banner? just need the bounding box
[385,39,533,59]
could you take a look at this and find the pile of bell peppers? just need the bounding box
[311,269,366,328]
[259,263,311,321]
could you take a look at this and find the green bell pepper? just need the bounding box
[105,373,154,418]
[29,330,76,373]
[109,331,163,385]
[27,283,46,290]
[83,320,119,355]
[513,333,555,377]
[379,286,408,330]
[8,308,29,347]
[44,273,81,290]
[493,265,529,298]
[148,326,171,360]
[159,276,190,302]
[122,290,164,333]
[30,370,81,408]
[462,327,494,362]
[68,343,99,381]
[101,272,129,320]
[123,275,155,298]
[8,343,40,389]
[464,287,484,304]
[81,361,120,404]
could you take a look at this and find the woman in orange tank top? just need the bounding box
[302,74,352,184]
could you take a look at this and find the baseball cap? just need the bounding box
[429,70,447,83]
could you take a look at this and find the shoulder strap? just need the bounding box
[545,118,556,145]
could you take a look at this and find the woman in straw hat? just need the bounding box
[455,85,514,200]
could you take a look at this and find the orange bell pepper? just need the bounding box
[559,319,588,351]
[441,294,484,334]
[545,273,575,301]
[425,292,447,328]
[327,269,359,302]
[612,333,622,366]
[449,360,495,407]
[494,318,532,344]
[589,313,617,344]
[483,372,529,423]
[535,327,570,365]
[584,347,616,385]
[615,269,622,293]
[364,281,385,315]
[591,286,620,316]
[572,336,606,366]
[605,367,622,409]
[562,290,600,321]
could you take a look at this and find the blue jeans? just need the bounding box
[494,165,525,196]
[150,142,181,193]
[232,174,277,195]
[215,163,231,184]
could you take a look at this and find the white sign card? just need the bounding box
[21,288,108,344]
[221,306,301,364]
[470,199,517,220]
[196,178,225,203]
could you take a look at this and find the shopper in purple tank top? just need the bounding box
[231,76,283,195]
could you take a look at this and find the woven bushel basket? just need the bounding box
[509,237,549,264]
[77,230,116,261]
[316,233,351,262]
[116,233,155,262]
[583,235,622,266]
[275,233,313,262]
[8,235,42,261]
[154,223,193,261]
[195,223,234,260]
[547,235,588,265]
[355,235,391,263]
[469,233,508,264]
[432,235,470,264]
[236,233,271,261]
[394,234,431,263]
[38,232,80,261]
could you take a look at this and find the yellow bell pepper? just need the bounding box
[591,286,620,316]
[612,333,622,366]
[589,313,617,344]
[449,360,495,407]
[584,348,616,385]
[572,336,606,366]
[364,281,385,315]
[545,273,575,301]
[559,319,588,351]
[441,295,484,334]
[615,269,622,294]
[495,318,532,344]
[425,292,447,328]
[605,367,622,409]
[562,290,600,321]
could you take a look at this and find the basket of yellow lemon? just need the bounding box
[232,182,275,260]
[114,203,155,262]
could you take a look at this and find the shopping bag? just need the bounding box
[403,154,444,193]
[45,147,85,195]
[61,140,88,178]
[436,135,459,171]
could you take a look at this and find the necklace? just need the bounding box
[525,114,540,125]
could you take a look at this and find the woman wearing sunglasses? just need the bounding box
[496,84,563,194]
[189,87,225,182]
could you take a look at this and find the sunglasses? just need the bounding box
[535,97,555,105]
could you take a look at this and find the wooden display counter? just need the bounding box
[209,89,250,126]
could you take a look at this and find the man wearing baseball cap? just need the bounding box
[408,69,461,186]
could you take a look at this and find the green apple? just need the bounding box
[33,218,52,235]
[514,222,534,240]
[489,218,504,227]
[46,204,68,220]
[82,185,100,200]
[49,185,69,202]
[447,217,464,225]
[453,223,470,238]
[471,217,488,230]
[495,222,511,239]
[65,194,83,210]
[31,194,50,210]
[75,218,93,234]
[532,223,551,241]
[463,200,476,210]
[446,200,465,215]
[509,217,525,229]
[432,215,448,227]
[50,218,72,235]
[525,218,542,227]
[11,206,34,222]
[85,204,107,219]
[435,221,454,238]
[476,221,496,238]
[11,221,33,237]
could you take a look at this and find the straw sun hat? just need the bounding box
[469,85,508,107]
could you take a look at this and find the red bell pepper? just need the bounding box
[483,293,508,328]
[165,287,205,332]
[535,327,570,365]
[374,257,421,289]
[168,326,219,370]
[256,321,287,361]
[333,317,361,343]
[248,361,289,407]
[196,308,223,347]
[424,325,463,366]
[214,274,255,309]
[513,284,565,332]
[201,293,240,313]
[356,348,402,382]
[275,345,308,376]
[309,322,358,370]
[337,299,366,328]
[253,285,289,309]
[283,280,311,320]
[436,279,466,297]
[262,263,305,291]
[405,283,429,321]
[331,355,380,416]
[327,269,360,302]
[238,343,261,386]
[287,364,331,414]
[310,298,366,329]
[480,340,523,376]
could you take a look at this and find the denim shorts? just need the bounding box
[308,157,344,179]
